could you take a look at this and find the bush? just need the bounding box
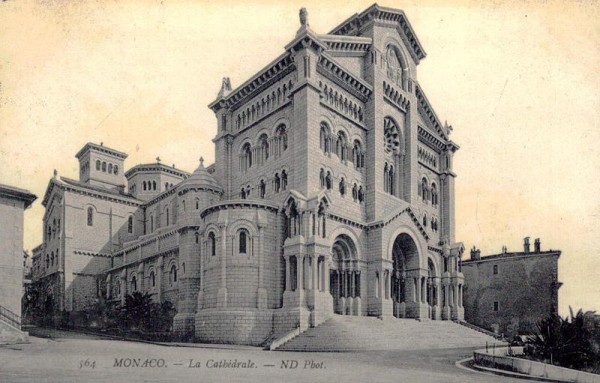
[526,307,600,373]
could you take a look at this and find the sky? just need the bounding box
[1,0,598,316]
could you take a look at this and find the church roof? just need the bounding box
[176,157,222,193]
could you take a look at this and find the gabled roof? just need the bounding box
[42,176,140,207]
[329,4,426,64]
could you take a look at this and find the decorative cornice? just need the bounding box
[319,34,372,56]
[418,126,446,152]
[0,184,37,208]
[42,178,141,208]
[124,163,190,179]
[415,84,449,140]
[200,200,280,219]
[317,53,372,102]
[75,142,128,160]
[209,54,295,113]
[383,81,410,112]
[73,250,112,258]
[329,4,426,64]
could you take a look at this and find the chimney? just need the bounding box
[534,238,541,253]
[470,246,481,260]
[524,237,530,253]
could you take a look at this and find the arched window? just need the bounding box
[353,141,364,169]
[238,229,249,255]
[96,160,101,170]
[165,182,169,190]
[150,214,154,233]
[318,199,328,238]
[149,271,156,287]
[152,181,157,191]
[169,264,177,286]
[274,173,281,193]
[423,213,427,227]
[195,232,199,244]
[320,122,330,153]
[259,134,269,162]
[240,188,246,199]
[143,181,147,191]
[421,178,429,202]
[358,186,364,203]
[108,163,113,173]
[320,169,325,188]
[431,183,438,206]
[384,163,389,193]
[128,216,133,234]
[46,254,49,268]
[241,142,252,171]
[246,185,251,198]
[87,207,94,226]
[339,177,346,196]
[281,170,288,190]
[102,161,107,172]
[325,171,332,190]
[166,208,170,226]
[208,232,216,256]
[195,198,199,210]
[276,124,288,154]
[114,165,119,175]
[336,131,347,161]
[50,252,54,266]
[388,165,395,196]
[131,275,137,292]
[259,179,266,198]
[352,183,358,202]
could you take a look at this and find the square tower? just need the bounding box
[75,143,128,191]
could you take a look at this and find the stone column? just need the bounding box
[311,255,317,291]
[120,269,126,306]
[156,256,164,303]
[217,225,227,308]
[324,260,330,293]
[257,225,266,309]
[285,256,291,291]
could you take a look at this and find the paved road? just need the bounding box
[0,328,525,383]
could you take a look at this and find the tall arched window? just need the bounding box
[195,198,200,210]
[87,207,94,226]
[102,161,107,172]
[259,180,266,198]
[421,178,429,202]
[241,142,252,171]
[46,254,49,268]
[150,214,154,233]
[336,131,347,161]
[276,124,288,154]
[320,122,330,154]
[238,229,249,255]
[108,163,113,173]
[259,134,269,163]
[388,165,395,196]
[149,271,156,288]
[281,170,288,190]
[318,199,328,238]
[358,186,364,203]
[384,163,389,193]
[96,160,101,170]
[51,252,54,266]
[208,232,216,256]
[131,275,137,292]
[152,181,157,191]
[320,168,325,188]
[143,181,147,191]
[353,140,364,169]
[339,177,346,196]
[114,165,119,175]
[352,183,358,202]
[169,264,177,286]
[128,216,133,234]
[325,171,332,190]
[431,183,438,206]
[166,208,170,226]
[274,173,281,193]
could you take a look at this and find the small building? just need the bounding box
[462,237,561,337]
[0,183,37,343]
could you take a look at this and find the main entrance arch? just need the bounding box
[330,234,361,315]
[390,233,420,318]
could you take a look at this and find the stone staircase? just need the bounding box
[0,305,28,345]
[276,315,503,352]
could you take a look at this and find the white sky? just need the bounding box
[1,0,598,315]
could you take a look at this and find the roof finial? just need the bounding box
[53,169,58,179]
[299,7,309,27]
[156,156,161,163]
[199,156,204,168]
[217,77,232,98]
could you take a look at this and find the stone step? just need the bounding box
[278,315,501,351]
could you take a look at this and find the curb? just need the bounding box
[456,357,566,383]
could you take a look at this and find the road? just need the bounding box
[0,328,525,383]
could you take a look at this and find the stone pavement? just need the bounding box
[0,328,527,383]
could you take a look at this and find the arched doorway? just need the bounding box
[391,233,419,318]
[330,234,360,315]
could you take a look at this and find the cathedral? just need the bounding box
[31,4,465,345]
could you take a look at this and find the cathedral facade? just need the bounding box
[31,4,465,345]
